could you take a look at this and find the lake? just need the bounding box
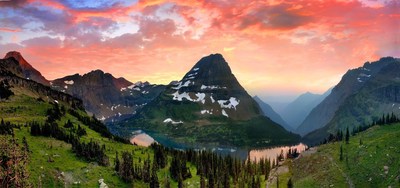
[130,130,307,161]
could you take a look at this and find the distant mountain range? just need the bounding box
[114,54,300,147]
[51,70,165,122]
[300,57,400,144]
[280,89,331,130]
[0,51,300,148]
[253,96,292,131]
[6,51,399,147]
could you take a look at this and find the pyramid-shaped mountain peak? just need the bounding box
[177,53,244,93]
[5,51,31,68]
[116,53,300,147]
[3,51,49,86]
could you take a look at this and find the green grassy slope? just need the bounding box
[0,93,153,187]
[285,124,400,187]
[1,87,271,187]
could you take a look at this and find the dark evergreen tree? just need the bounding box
[150,163,160,188]
[120,151,134,182]
[340,145,343,161]
[115,151,120,173]
[287,178,293,188]
[277,175,279,188]
[345,127,350,144]
[200,174,206,188]
[0,80,14,99]
[164,175,171,188]
[22,136,29,153]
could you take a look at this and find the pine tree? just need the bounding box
[115,151,120,173]
[287,178,293,188]
[120,152,134,182]
[164,175,171,188]
[150,164,160,188]
[276,176,279,188]
[22,136,29,153]
[200,174,206,188]
[339,145,343,161]
[345,127,350,144]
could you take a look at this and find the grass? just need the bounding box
[3,91,265,187]
[291,123,400,187]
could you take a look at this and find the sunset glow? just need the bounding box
[0,0,399,99]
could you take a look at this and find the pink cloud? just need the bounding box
[0,0,399,96]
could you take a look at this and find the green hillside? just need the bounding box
[0,92,153,187]
[0,79,272,187]
[269,123,400,187]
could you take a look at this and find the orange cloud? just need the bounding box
[0,0,399,98]
[0,27,21,32]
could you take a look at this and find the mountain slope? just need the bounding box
[0,55,274,188]
[292,123,400,187]
[281,89,331,130]
[51,70,165,122]
[300,57,400,143]
[0,56,159,187]
[115,54,300,147]
[4,51,49,86]
[253,96,292,131]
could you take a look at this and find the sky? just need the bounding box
[0,0,399,103]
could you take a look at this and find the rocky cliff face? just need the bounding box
[4,51,49,86]
[51,70,165,122]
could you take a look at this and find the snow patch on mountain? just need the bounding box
[187,72,198,77]
[222,109,229,117]
[172,80,192,90]
[210,96,215,103]
[172,91,192,101]
[172,91,207,104]
[200,85,227,90]
[195,93,206,104]
[218,97,240,110]
[163,118,183,124]
[64,80,74,85]
[201,110,213,115]
[127,84,136,89]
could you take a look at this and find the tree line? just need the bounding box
[321,112,400,145]
[113,143,273,187]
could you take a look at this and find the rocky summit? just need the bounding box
[4,51,49,86]
[51,70,165,122]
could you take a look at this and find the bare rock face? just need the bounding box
[164,53,262,120]
[4,51,49,86]
[51,70,165,122]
